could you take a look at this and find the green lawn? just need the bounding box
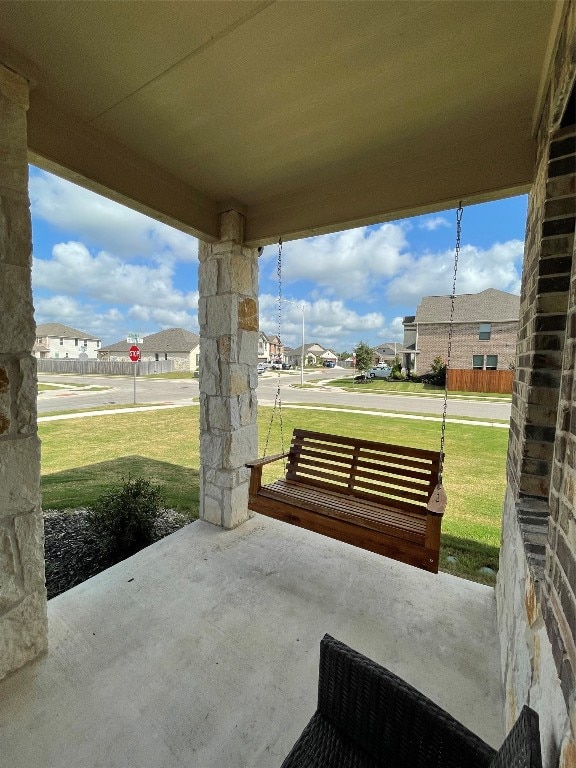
[38,382,109,392]
[329,378,511,400]
[40,405,506,585]
[143,371,197,379]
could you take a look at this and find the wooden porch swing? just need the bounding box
[247,207,463,573]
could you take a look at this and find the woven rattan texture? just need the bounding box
[280,635,542,768]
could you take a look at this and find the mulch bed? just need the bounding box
[43,509,189,599]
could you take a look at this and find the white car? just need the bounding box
[368,366,391,379]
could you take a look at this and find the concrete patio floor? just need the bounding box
[1,516,504,767]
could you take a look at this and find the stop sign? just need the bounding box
[129,345,141,362]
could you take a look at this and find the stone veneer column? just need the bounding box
[0,65,48,680]
[198,210,259,529]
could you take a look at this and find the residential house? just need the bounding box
[34,323,101,359]
[372,342,414,368]
[267,334,283,363]
[406,289,520,374]
[1,3,575,765]
[257,332,283,363]
[402,316,417,373]
[99,328,200,372]
[257,331,269,362]
[286,342,337,366]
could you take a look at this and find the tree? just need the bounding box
[354,341,373,372]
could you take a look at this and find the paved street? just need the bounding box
[38,370,511,421]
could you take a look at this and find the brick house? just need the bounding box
[34,322,101,359]
[99,328,200,372]
[407,289,520,374]
[258,332,284,363]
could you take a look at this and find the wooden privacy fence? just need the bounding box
[447,368,514,394]
[36,359,174,376]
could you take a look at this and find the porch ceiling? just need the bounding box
[0,1,562,244]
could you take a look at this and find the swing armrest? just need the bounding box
[245,451,290,469]
[247,452,290,497]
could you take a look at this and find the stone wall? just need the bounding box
[0,66,48,680]
[497,2,576,765]
[416,320,518,374]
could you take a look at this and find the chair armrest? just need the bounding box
[245,451,289,468]
[317,634,496,767]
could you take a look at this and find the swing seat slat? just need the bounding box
[246,429,444,572]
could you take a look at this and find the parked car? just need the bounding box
[257,362,267,374]
[323,360,336,368]
[368,366,391,379]
[270,361,283,369]
[282,363,292,370]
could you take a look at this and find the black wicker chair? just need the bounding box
[281,634,542,768]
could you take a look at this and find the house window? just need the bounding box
[59,337,64,345]
[75,338,78,346]
[164,353,168,360]
[473,355,498,370]
[96,340,100,348]
[479,323,491,340]
[155,353,159,361]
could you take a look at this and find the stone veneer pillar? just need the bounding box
[198,210,259,528]
[0,65,48,680]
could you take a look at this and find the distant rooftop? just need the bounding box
[415,289,520,324]
[101,327,200,353]
[36,323,100,340]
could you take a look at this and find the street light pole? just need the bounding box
[300,305,305,386]
[282,299,305,385]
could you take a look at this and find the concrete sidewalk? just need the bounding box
[38,400,508,428]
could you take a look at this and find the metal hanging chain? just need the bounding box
[437,203,463,485]
[263,238,285,461]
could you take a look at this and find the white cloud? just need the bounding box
[128,305,198,329]
[385,240,523,304]
[30,170,198,263]
[34,295,127,340]
[419,216,450,231]
[269,224,411,301]
[33,241,199,311]
[258,294,401,351]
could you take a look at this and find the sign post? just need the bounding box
[128,344,141,403]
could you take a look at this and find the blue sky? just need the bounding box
[30,165,527,353]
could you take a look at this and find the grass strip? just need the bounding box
[281,402,509,425]
[329,378,511,400]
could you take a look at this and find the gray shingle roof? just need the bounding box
[415,289,520,324]
[101,328,200,353]
[35,323,100,340]
[289,342,326,356]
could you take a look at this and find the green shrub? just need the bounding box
[87,476,165,558]
[421,355,447,386]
